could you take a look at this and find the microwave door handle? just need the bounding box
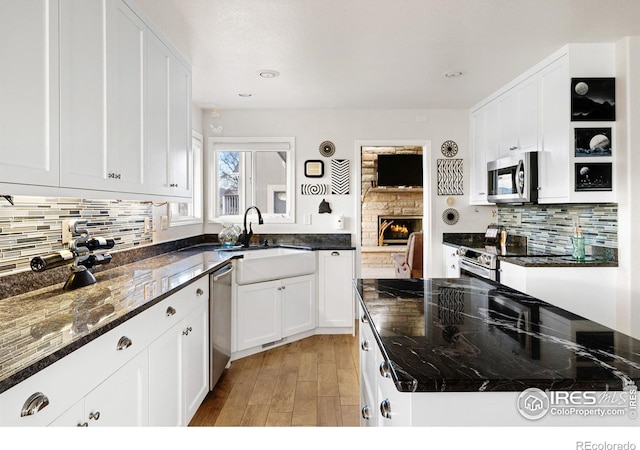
[515,159,524,198]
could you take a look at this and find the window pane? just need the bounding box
[255,151,287,214]
[217,151,241,216]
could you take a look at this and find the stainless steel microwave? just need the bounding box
[487,153,538,204]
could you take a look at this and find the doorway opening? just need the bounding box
[359,145,425,278]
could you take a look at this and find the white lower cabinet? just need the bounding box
[317,250,355,329]
[0,275,210,427]
[236,274,316,352]
[499,261,617,330]
[443,244,460,278]
[50,349,149,427]
[148,297,209,426]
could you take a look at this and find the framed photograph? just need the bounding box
[574,127,612,157]
[571,78,615,121]
[575,163,612,191]
[304,160,324,178]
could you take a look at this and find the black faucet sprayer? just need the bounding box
[240,206,264,247]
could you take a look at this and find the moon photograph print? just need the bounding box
[571,78,616,121]
[574,127,613,157]
[575,163,612,191]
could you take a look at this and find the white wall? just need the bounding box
[202,108,495,276]
[615,36,640,339]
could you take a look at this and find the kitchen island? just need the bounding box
[356,277,640,426]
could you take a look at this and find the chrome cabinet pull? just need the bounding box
[331,251,340,256]
[196,288,204,296]
[77,422,88,427]
[183,326,193,336]
[379,361,392,378]
[361,406,371,420]
[89,411,100,421]
[360,314,368,323]
[166,306,176,316]
[20,392,49,417]
[380,399,392,419]
[360,339,370,351]
[116,336,132,351]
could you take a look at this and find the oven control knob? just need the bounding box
[478,254,491,266]
[456,247,467,257]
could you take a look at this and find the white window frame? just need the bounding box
[169,131,203,226]
[207,137,295,224]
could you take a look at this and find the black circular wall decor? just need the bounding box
[319,141,336,157]
[441,140,458,157]
[442,208,460,225]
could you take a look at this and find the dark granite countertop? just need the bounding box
[355,278,640,393]
[499,255,618,268]
[0,246,237,394]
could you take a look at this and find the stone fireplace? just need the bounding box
[378,215,422,245]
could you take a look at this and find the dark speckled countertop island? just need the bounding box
[356,278,640,393]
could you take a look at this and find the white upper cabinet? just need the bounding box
[470,43,616,205]
[1,0,191,200]
[0,0,60,187]
[60,0,145,194]
[146,31,192,198]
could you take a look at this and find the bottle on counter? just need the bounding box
[572,227,586,261]
[30,250,75,272]
[83,237,116,250]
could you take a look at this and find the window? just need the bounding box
[169,132,203,226]
[208,137,295,224]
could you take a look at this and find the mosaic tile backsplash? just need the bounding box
[0,197,153,277]
[498,203,617,254]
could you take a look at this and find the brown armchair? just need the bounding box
[392,231,423,278]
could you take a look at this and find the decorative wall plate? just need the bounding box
[319,141,336,157]
[442,208,460,225]
[441,140,458,157]
[304,160,324,178]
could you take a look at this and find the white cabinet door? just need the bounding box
[514,76,538,153]
[537,55,570,203]
[0,0,60,187]
[60,0,145,194]
[145,31,192,198]
[148,288,209,427]
[183,300,209,424]
[236,280,282,351]
[282,274,316,337]
[318,250,354,328]
[168,54,192,198]
[498,260,527,292]
[443,245,460,278]
[50,349,149,427]
[469,102,498,205]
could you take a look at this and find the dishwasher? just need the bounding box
[209,263,233,390]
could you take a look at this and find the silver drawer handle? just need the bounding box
[77,422,88,427]
[331,251,340,256]
[361,406,371,420]
[380,399,392,419]
[196,288,204,296]
[361,339,370,351]
[116,336,132,351]
[360,314,368,323]
[379,361,392,378]
[166,306,176,316]
[20,392,49,417]
[89,411,101,421]
[183,326,193,336]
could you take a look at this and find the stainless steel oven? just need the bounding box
[457,247,499,282]
[487,152,538,204]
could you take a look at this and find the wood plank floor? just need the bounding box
[189,331,360,427]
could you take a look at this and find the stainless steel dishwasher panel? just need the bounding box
[210,263,233,390]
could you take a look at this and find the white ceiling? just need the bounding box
[133,0,640,110]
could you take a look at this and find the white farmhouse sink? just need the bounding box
[230,248,316,285]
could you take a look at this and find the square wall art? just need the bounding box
[571,78,615,121]
[574,127,612,157]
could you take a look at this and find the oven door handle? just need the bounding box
[459,258,494,280]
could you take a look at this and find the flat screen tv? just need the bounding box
[376,154,423,187]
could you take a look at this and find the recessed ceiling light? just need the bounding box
[238,93,253,97]
[258,70,280,78]
[444,71,463,78]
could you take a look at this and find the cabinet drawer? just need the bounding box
[146,276,208,339]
